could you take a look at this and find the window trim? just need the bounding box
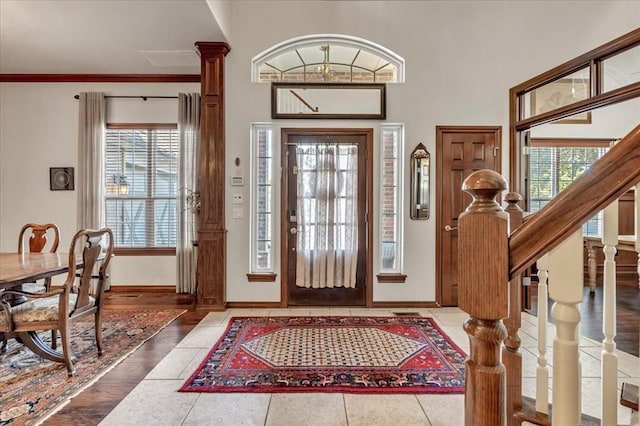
[105,123,178,255]
[378,124,404,275]
[251,34,405,83]
[249,123,275,274]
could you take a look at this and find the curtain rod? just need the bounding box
[73,95,178,100]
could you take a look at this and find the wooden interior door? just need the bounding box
[436,126,502,306]
[281,129,372,306]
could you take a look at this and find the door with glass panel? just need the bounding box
[282,129,371,306]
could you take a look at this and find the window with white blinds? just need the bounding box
[105,124,179,252]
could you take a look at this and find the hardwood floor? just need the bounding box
[42,292,204,426]
[42,281,639,425]
[527,275,640,357]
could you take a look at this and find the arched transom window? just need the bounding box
[252,34,405,83]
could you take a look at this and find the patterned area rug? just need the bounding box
[180,316,466,394]
[0,309,185,426]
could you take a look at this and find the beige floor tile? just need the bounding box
[100,380,197,425]
[345,394,429,425]
[176,325,226,349]
[417,394,464,426]
[145,348,205,380]
[266,393,347,426]
[179,348,213,380]
[182,393,271,425]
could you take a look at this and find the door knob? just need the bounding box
[444,225,458,232]
[290,227,298,234]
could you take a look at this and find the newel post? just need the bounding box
[459,170,509,426]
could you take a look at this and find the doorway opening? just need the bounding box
[281,128,373,306]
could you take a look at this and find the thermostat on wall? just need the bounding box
[230,176,245,186]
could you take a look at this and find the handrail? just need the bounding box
[509,123,640,277]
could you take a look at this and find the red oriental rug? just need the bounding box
[179,316,466,394]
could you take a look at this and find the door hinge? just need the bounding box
[292,166,298,175]
[492,147,500,157]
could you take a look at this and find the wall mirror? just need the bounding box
[410,143,430,219]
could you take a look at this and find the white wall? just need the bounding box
[222,1,639,302]
[0,82,199,286]
[0,1,637,299]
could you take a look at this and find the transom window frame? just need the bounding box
[251,34,405,84]
[104,122,179,255]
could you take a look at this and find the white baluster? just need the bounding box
[548,229,583,425]
[601,200,618,425]
[536,253,550,415]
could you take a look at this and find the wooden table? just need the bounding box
[584,235,639,292]
[0,252,77,288]
[0,252,81,362]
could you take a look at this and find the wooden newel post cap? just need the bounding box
[504,191,522,205]
[462,170,507,207]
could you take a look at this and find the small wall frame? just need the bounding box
[50,167,75,191]
[410,144,430,219]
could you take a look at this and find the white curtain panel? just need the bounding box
[77,92,107,291]
[176,93,201,294]
[295,144,358,288]
[77,92,106,229]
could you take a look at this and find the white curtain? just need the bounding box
[295,144,358,288]
[77,92,107,290]
[176,93,201,294]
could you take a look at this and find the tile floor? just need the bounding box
[100,308,639,425]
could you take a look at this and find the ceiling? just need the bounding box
[0,0,227,75]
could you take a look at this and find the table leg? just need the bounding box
[16,331,66,363]
[587,241,597,292]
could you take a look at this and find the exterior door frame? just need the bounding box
[435,125,502,306]
[280,128,374,307]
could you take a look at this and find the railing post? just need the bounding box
[601,198,619,425]
[459,170,509,426]
[548,229,583,425]
[503,192,523,426]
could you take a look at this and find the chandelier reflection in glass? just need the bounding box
[317,45,335,81]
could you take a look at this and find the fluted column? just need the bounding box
[195,42,231,310]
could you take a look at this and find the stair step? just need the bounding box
[621,382,639,411]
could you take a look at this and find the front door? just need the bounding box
[281,128,372,306]
[436,126,502,306]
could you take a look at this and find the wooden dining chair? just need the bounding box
[18,223,61,292]
[0,228,114,376]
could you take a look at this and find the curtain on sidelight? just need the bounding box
[176,93,201,294]
[295,144,358,288]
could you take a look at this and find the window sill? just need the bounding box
[247,273,277,282]
[114,247,176,256]
[376,273,407,283]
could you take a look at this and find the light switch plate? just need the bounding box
[232,207,243,219]
[232,194,243,204]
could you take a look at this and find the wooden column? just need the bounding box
[503,192,523,426]
[458,170,509,426]
[195,42,230,310]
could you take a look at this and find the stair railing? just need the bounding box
[458,123,640,425]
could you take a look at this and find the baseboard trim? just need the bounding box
[226,302,282,309]
[372,301,440,308]
[108,285,177,293]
